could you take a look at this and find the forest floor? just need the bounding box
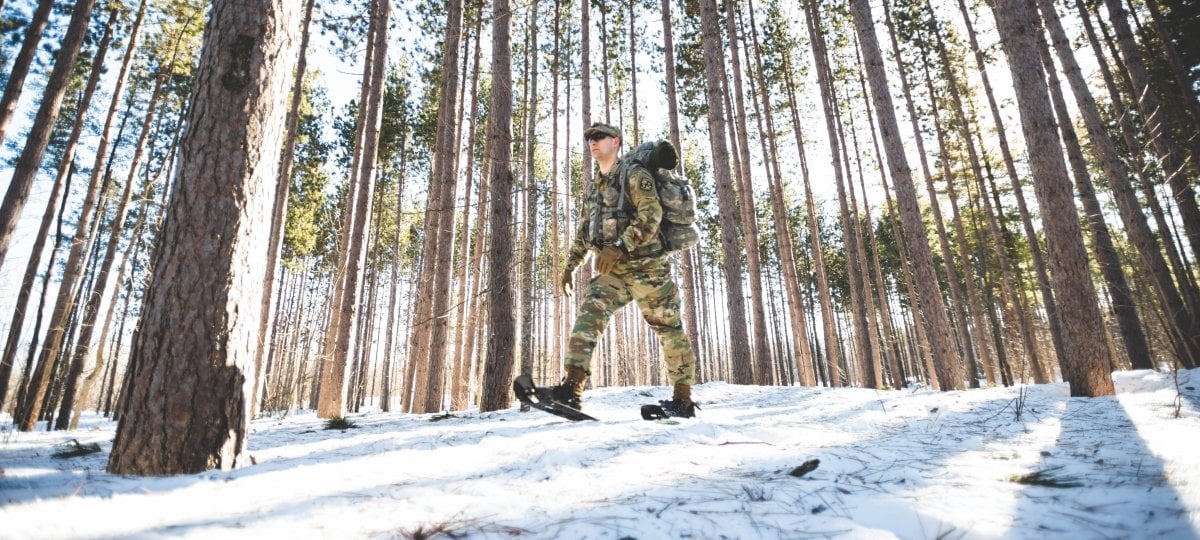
[2,368,1198,539]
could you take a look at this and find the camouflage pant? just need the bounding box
[565,255,696,386]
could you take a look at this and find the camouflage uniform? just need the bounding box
[563,162,697,386]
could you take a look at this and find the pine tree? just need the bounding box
[107,0,300,474]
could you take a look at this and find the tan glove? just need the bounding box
[595,245,625,275]
[560,265,576,296]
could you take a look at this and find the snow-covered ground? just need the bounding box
[2,369,1198,539]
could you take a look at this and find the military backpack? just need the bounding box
[584,140,700,257]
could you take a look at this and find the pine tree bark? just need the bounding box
[0,0,99,266]
[989,0,1115,396]
[106,0,299,474]
[697,0,755,385]
[724,0,774,386]
[954,0,1063,384]
[318,0,389,417]
[1055,0,1200,368]
[252,0,317,419]
[849,0,961,390]
[1034,11,1151,369]
[0,0,54,147]
[419,0,466,414]
[783,44,842,387]
[478,0,515,413]
[1102,0,1200,264]
[745,0,815,386]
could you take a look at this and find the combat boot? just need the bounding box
[657,383,698,418]
[541,365,589,409]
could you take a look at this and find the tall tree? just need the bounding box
[479,0,515,413]
[253,0,318,418]
[1034,8,1151,369]
[419,0,466,413]
[848,0,962,390]
[0,0,99,268]
[724,0,774,385]
[1051,0,1200,368]
[0,0,53,146]
[660,0,702,371]
[697,0,755,385]
[317,0,390,418]
[519,0,539,395]
[989,0,1114,396]
[106,0,300,474]
[1103,0,1200,264]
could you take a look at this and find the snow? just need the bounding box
[3,369,1199,539]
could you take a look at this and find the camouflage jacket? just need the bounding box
[565,163,663,270]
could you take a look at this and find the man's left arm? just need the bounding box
[619,167,662,252]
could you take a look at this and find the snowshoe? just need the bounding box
[513,375,597,422]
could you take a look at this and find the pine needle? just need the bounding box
[1008,466,1082,488]
[323,416,358,430]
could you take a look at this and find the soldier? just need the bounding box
[546,122,698,418]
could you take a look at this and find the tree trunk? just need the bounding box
[478,0,515,413]
[0,0,99,266]
[549,0,564,385]
[0,0,53,147]
[252,0,317,419]
[724,0,774,386]
[518,1,538,391]
[697,0,755,385]
[849,0,961,390]
[745,0,815,386]
[628,0,639,146]
[989,0,1115,396]
[954,0,1062,385]
[1102,0,1200,264]
[1061,0,1200,368]
[1034,10,1151,369]
[581,0,592,192]
[450,7,485,411]
[783,43,841,388]
[105,0,299,474]
[419,0,466,414]
[318,0,389,418]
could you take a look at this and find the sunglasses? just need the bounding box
[586,133,613,142]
